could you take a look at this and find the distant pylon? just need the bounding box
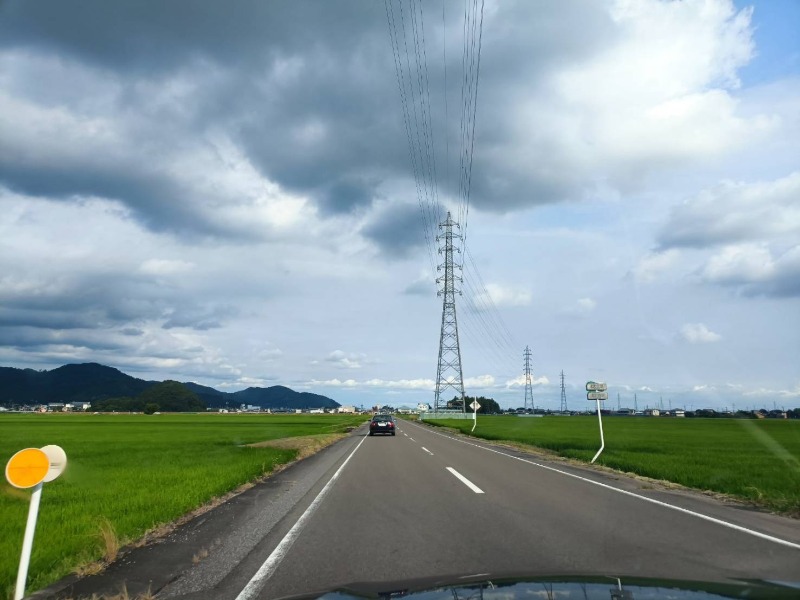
[559,370,568,413]
[523,346,534,410]
[434,212,465,413]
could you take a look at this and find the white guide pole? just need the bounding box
[591,399,605,464]
[15,482,43,600]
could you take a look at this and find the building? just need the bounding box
[643,408,660,416]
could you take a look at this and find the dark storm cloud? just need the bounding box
[0,1,378,73]
[362,202,425,257]
[0,272,238,332]
[0,162,248,240]
[0,0,620,243]
[0,326,129,352]
[321,177,378,215]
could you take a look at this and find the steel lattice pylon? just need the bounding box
[559,370,568,413]
[434,212,465,413]
[523,346,534,410]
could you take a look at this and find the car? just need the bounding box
[369,414,396,436]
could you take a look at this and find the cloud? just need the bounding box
[308,377,434,390]
[631,249,681,284]
[474,283,532,308]
[700,244,800,297]
[658,172,800,249]
[464,375,496,388]
[361,202,427,257]
[561,297,597,317]
[139,259,195,276]
[323,350,366,370]
[506,374,550,388]
[680,323,722,344]
[403,273,436,296]
[465,0,765,210]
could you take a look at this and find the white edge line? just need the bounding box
[422,446,434,455]
[408,437,415,442]
[235,433,369,600]
[412,421,800,551]
[447,467,484,494]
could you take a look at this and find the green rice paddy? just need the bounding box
[0,413,366,598]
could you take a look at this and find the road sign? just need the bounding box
[587,392,608,401]
[40,445,67,483]
[470,401,481,411]
[5,448,49,489]
[586,381,608,392]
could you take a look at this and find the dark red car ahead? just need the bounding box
[369,414,396,436]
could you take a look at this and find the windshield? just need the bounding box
[0,1,798,600]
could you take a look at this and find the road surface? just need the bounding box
[42,419,800,600]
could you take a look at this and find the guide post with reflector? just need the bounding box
[5,445,67,600]
[470,400,481,432]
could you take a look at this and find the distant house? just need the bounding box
[643,408,660,416]
[417,403,432,413]
[47,403,65,412]
[338,405,357,414]
[768,409,787,419]
[672,409,685,417]
[615,408,635,416]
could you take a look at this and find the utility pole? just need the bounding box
[523,346,534,411]
[617,392,621,411]
[559,370,568,413]
[634,393,638,413]
[434,212,465,413]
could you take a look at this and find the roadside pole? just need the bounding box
[470,400,481,432]
[16,482,43,600]
[5,445,67,600]
[586,382,608,464]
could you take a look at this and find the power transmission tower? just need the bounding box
[523,346,534,410]
[434,212,465,413]
[559,370,568,413]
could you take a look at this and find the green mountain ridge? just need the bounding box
[0,363,340,409]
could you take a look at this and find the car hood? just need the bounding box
[276,572,800,600]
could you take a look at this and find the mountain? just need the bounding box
[229,386,340,409]
[0,363,152,403]
[0,363,339,409]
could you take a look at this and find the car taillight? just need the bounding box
[388,422,394,427]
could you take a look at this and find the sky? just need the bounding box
[0,0,798,411]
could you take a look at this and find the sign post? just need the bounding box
[586,382,608,463]
[469,400,481,432]
[5,446,67,600]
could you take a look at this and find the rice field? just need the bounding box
[426,415,800,515]
[0,413,366,599]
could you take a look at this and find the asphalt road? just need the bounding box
[42,419,800,600]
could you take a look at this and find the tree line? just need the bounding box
[93,381,206,413]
